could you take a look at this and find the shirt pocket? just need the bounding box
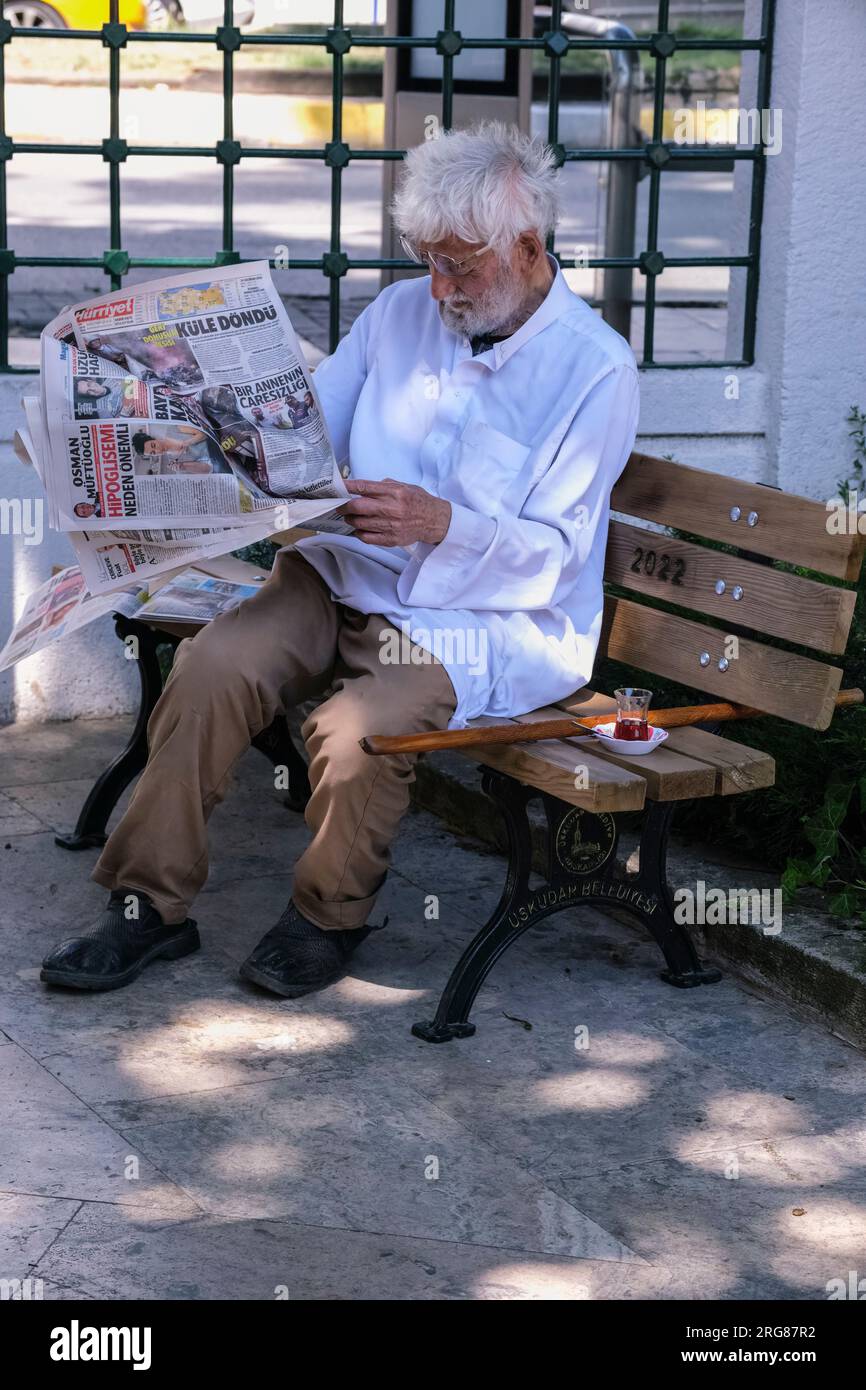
[453,418,532,513]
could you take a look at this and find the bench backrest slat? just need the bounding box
[601,594,843,729]
[269,463,862,733]
[611,452,864,582]
[605,519,858,655]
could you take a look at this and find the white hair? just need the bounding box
[390,121,561,255]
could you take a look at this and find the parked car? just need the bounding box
[2,0,147,26]
[1,0,253,27]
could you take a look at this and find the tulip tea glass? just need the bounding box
[613,687,653,741]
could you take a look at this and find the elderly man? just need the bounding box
[41,122,639,999]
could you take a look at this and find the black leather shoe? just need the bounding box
[239,901,377,999]
[40,890,199,992]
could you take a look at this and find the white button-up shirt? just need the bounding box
[296,255,640,728]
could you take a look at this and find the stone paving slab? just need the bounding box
[0,1193,81,1273]
[31,1204,663,1302]
[1,715,865,1301]
[544,1125,866,1302]
[96,1064,642,1263]
[1,778,131,840]
[1,1041,201,1214]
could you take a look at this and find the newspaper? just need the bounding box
[16,390,280,595]
[0,563,267,673]
[6,262,354,623]
[1,262,357,672]
[68,516,278,593]
[42,261,348,533]
[0,566,144,673]
[135,571,266,624]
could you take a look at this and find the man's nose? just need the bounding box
[428,267,456,302]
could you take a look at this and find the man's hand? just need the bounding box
[341,478,452,548]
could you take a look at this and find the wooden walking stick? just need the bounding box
[360,689,864,757]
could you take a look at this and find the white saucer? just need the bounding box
[591,722,669,756]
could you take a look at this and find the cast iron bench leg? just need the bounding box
[55,616,163,850]
[57,615,311,851]
[412,768,721,1043]
[637,800,722,989]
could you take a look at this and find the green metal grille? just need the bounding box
[0,0,776,371]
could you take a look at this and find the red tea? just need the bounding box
[613,717,650,741]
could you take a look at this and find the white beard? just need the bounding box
[438,259,529,339]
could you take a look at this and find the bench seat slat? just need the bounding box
[452,715,647,812]
[658,725,776,796]
[511,706,716,802]
[550,691,775,798]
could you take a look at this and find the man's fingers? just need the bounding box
[344,478,403,496]
[353,531,397,547]
[341,496,400,519]
[347,516,394,535]
[341,495,383,514]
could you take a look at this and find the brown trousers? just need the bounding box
[92,548,457,929]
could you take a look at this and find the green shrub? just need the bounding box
[231,539,279,572]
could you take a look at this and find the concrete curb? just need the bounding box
[411,752,866,1052]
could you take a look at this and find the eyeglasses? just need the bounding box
[399,235,493,278]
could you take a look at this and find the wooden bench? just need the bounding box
[57,453,865,1042]
[395,452,865,1039]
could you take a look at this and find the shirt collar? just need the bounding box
[458,254,577,371]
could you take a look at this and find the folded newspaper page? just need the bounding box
[43,261,348,533]
[0,563,268,673]
[68,516,279,594]
[18,390,281,595]
[0,566,144,674]
[135,571,265,624]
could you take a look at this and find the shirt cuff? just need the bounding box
[396,501,497,608]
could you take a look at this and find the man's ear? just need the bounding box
[516,231,544,268]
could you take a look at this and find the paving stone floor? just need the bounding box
[1,717,865,1301]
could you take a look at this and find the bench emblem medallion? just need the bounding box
[554,808,616,875]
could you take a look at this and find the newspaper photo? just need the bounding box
[135,571,265,624]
